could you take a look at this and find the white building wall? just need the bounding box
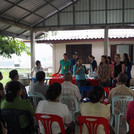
[53,40,134,78]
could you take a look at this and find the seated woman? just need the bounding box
[80,86,110,134]
[1,81,34,133]
[5,69,27,99]
[36,83,75,134]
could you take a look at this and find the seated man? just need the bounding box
[30,71,48,96]
[108,73,134,134]
[61,72,81,101]
[108,73,134,103]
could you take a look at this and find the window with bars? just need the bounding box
[111,44,134,64]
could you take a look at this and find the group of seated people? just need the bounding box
[0,65,134,134]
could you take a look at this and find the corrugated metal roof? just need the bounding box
[37,29,134,41]
[0,0,134,39]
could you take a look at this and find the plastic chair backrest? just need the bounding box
[129,119,134,134]
[34,113,66,134]
[112,95,133,115]
[104,87,113,98]
[80,86,93,98]
[1,109,33,134]
[59,95,79,112]
[78,116,109,134]
[28,92,45,105]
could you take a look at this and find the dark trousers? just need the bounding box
[76,80,87,90]
[58,121,75,134]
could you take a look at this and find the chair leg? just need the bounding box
[115,115,120,134]
[110,114,114,127]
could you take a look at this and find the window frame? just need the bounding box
[110,44,134,64]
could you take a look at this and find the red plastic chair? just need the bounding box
[52,73,62,78]
[78,116,109,134]
[129,119,134,134]
[104,87,113,98]
[34,113,66,134]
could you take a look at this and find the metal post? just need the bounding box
[104,26,109,55]
[30,32,35,70]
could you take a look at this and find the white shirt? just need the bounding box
[32,66,43,77]
[61,81,81,101]
[36,100,71,134]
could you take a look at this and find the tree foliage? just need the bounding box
[0,35,30,58]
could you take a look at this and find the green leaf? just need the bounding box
[0,35,30,58]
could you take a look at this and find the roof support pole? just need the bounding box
[104,26,109,55]
[30,32,35,70]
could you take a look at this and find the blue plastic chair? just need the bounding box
[59,95,79,122]
[28,92,46,106]
[80,86,93,98]
[1,109,35,134]
[111,95,133,134]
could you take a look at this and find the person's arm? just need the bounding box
[121,63,125,73]
[75,66,82,74]
[127,62,132,75]
[108,91,112,104]
[94,60,98,72]
[68,66,71,71]
[0,90,5,98]
[57,65,61,74]
[31,67,34,77]
[98,66,101,80]
[126,102,131,123]
[68,60,71,71]
[0,83,5,98]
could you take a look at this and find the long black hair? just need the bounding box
[46,83,61,101]
[123,53,130,66]
[5,81,21,102]
[107,56,112,64]
[88,86,104,103]
[100,55,108,65]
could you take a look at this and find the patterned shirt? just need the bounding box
[98,64,111,81]
[61,81,81,101]
[108,85,134,103]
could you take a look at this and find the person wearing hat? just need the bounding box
[70,52,78,74]
[57,53,71,75]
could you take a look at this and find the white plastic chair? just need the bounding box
[28,92,46,106]
[111,95,133,134]
[59,95,79,122]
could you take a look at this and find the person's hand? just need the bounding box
[79,66,82,70]
[87,68,90,71]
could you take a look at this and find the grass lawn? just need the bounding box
[0,68,30,87]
